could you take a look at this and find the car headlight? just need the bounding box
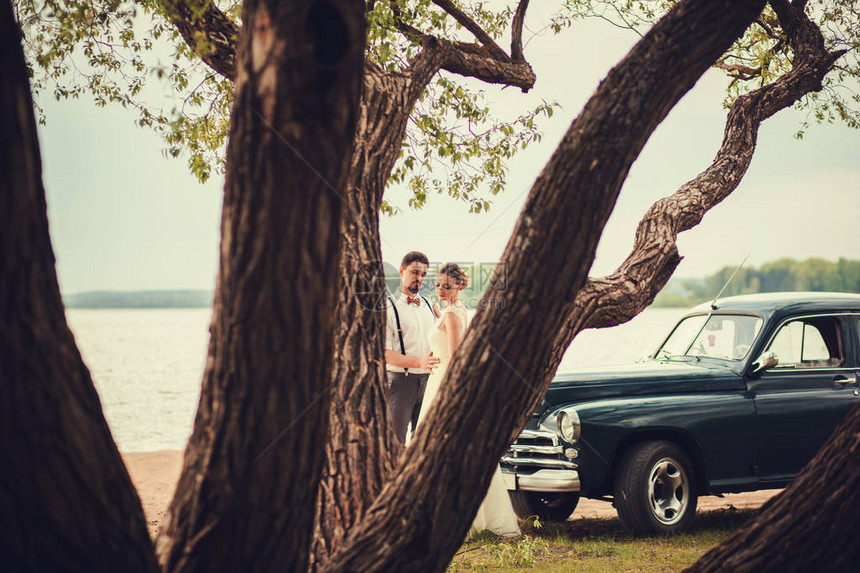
[557,409,581,443]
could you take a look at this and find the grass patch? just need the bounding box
[448,508,757,572]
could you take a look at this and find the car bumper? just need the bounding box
[501,468,581,493]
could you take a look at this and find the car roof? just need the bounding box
[686,291,860,316]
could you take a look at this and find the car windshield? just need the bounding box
[655,314,763,361]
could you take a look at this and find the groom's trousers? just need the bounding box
[386,371,429,444]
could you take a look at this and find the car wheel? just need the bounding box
[508,490,579,522]
[614,441,697,534]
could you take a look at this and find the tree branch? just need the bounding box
[386,0,536,90]
[431,0,510,61]
[545,0,846,367]
[161,0,536,95]
[423,0,537,89]
[714,59,761,80]
[432,36,536,91]
[158,0,239,80]
[388,0,425,42]
[511,0,529,62]
[390,0,536,91]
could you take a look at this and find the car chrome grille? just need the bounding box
[501,429,577,473]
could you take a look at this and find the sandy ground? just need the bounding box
[124,450,781,533]
[574,489,780,520]
[124,450,184,534]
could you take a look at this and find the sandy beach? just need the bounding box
[124,450,184,534]
[124,450,780,535]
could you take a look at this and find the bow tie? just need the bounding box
[406,296,420,306]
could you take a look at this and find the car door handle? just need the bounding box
[833,376,857,386]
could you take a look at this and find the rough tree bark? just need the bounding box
[310,51,446,569]
[159,1,539,566]
[154,1,365,572]
[322,1,766,571]
[0,1,158,571]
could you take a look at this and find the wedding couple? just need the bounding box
[384,251,520,538]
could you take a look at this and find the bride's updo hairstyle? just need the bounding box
[439,263,469,290]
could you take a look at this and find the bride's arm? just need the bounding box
[443,311,463,354]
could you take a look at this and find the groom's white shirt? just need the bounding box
[386,291,435,374]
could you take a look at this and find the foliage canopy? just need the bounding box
[17,0,556,213]
[558,0,860,134]
[16,0,859,210]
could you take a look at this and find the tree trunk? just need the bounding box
[311,55,445,569]
[685,402,860,572]
[0,1,158,571]
[322,1,765,571]
[155,2,365,572]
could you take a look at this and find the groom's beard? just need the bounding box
[408,283,420,294]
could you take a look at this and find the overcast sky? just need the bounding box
[35,6,859,295]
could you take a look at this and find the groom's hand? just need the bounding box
[420,351,441,373]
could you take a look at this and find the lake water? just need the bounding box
[65,307,686,452]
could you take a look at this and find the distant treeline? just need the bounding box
[653,258,860,308]
[63,258,859,309]
[64,290,213,308]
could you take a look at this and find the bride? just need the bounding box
[417,263,520,538]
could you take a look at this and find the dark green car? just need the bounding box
[502,292,860,534]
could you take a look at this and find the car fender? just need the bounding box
[544,391,757,497]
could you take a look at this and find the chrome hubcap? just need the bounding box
[648,457,689,525]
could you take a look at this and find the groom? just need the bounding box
[385,251,440,443]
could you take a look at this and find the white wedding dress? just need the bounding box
[417,303,520,538]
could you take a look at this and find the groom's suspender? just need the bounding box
[388,296,434,377]
[389,296,407,359]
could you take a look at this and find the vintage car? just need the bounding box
[502,292,860,534]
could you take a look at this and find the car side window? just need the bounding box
[767,316,844,369]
